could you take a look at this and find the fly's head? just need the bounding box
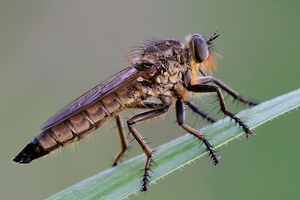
[185,33,220,74]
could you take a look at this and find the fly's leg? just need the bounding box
[112,101,164,166]
[137,100,217,123]
[195,76,258,106]
[176,98,220,164]
[184,100,217,123]
[127,100,164,109]
[113,115,129,166]
[187,84,253,138]
[127,106,169,191]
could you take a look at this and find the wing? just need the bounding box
[41,65,156,131]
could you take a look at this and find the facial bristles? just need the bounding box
[200,50,220,74]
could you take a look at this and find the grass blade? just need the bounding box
[47,89,300,200]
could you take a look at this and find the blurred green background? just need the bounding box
[1,1,300,199]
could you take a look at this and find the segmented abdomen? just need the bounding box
[13,81,146,163]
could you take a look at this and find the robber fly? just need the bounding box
[13,33,257,191]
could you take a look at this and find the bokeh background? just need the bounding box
[1,1,300,199]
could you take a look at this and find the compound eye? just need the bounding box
[193,36,208,63]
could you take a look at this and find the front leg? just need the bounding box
[191,76,258,106]
[187,84,253,138]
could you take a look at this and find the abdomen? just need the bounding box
[13,81,146,164]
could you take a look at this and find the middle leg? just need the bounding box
[127,105,169,191]
[176,97,221,165]
[184,100,217,123]
[112,101,164,166]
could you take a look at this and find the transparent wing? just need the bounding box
[41,65,156,131]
